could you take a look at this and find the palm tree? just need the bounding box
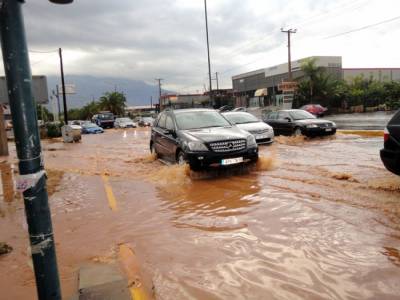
[99,91,127,116]
[300,58,324,103]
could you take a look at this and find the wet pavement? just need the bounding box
[327,111,395,130]
[1,128,400,299]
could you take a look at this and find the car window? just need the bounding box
[165,116,174,130]
[175,111,231,130]
[278,112,290,120]
[158,113,166,128]
[268,112,277,120]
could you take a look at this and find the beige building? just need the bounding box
[343,68,400,82]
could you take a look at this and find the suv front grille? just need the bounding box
[319,123,332,128]
[209,139,246,152]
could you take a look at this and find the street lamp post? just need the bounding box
[0,1,73,299]
[204,0,213,106]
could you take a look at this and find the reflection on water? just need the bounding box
[156,173,261,231]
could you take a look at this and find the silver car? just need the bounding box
[223,111,274,144]
[114,117,137,128]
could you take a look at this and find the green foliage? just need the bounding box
[295,60,400,110]
[98,92,126,116]
[36,104,53,122]
[65,91,126,121]
[46,122,63,138]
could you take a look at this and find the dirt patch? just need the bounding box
[46,169,65,196]
[0,242,12,255]
[331,172,359,182]
[275,135,306,146]
[368,177,400,192]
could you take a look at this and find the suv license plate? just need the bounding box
[221,157,243,165]
[256,134,268,139]
[325,128,332,132]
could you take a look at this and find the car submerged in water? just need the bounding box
[263,109,336,137]
[150,109,258,170]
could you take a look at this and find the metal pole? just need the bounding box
[215,72,219,90]
[0,1,62,299]
[204,0,213,102]
[58,48,68,124]
[281,28,296,81]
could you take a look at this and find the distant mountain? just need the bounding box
[46,75,172,109]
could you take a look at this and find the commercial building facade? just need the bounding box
[343,68,400,82]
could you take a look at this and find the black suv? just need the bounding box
[380,110,400,175]
[150,109,258,170]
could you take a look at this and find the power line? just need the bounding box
[324,15,400,39]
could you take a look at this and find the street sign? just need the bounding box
[278,81,298,92]
[58,84,76,94]
[0,75,49,104]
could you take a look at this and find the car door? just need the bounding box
[276,111,293,135]
[153,113,167,156]
[264,112,278,133]
[163,115,179,162]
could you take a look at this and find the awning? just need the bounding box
[254,88,268,97]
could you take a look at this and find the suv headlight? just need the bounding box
[306,124,318,128]
[187,141,208,152]
[247,135,257,147]
[331,122,336,127]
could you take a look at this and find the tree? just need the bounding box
[36,104,53,122]
[295,58,341,107]
[98,91,126,116]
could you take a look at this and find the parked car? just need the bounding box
[150,108,258,170]
[380,110,400,175]
[138,117,155,127]
[263,109,336,137]
[114,117,137,128]
[300,104,328,117]
[92,112,115,128]
[81,123,104,134]
[223,111,274,144]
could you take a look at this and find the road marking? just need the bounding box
[119,244,153,300]
[101,175,117,211]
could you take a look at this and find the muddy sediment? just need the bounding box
[1,129,400,299]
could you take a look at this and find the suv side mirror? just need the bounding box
[284,117,291,122]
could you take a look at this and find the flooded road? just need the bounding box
[1,128,400,299]
[327,111,395,130]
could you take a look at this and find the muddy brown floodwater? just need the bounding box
[1,128,400,300]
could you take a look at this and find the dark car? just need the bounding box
[150,109,258,170]
[81,123,104,134]
[263,109,336,137]
[380,110,400,175]
[300,104,328,117]
[92,112,115,128]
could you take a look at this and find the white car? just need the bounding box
[114,117,137,128]
[223,111,274,144]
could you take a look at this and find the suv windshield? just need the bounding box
[225,113,258,124]
[289,110,316,120]
[99,113,113,120]
[175,111,231,130]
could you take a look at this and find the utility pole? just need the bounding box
[215,72,219,90]
[204,0,213,103]
[281,28,297,81]
[58,48,68,124]
[150,96,153,109]
[155,78,163,111]
[0,1,67,299]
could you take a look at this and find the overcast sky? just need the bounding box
[1,0,400,93]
